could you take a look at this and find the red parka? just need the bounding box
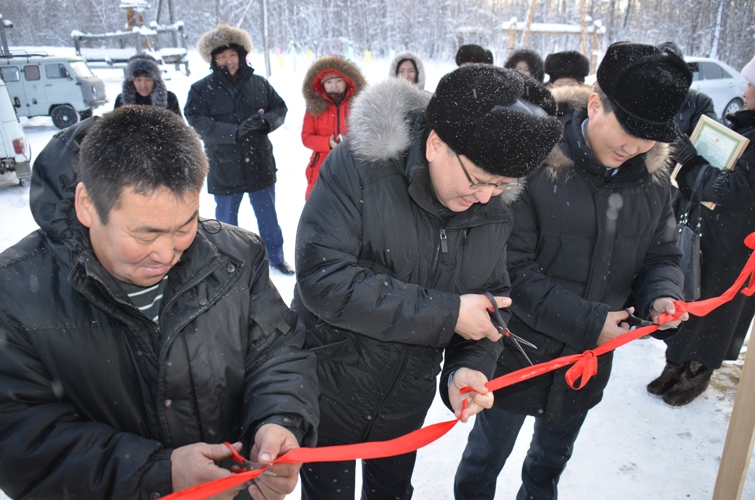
[301,56,366,198]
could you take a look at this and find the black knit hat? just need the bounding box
[426,66,563,177]
[455,44,494,66]
[597,41,692,142]
[544,51,590,83]
[505,49,545,83]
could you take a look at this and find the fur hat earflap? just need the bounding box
[505,49,545,83]
[197,24,253,63]
[544,51,590,83]
[425,65,563,178]
[125,53,162,82]
[455,44,494,66]
[303,56,367,116]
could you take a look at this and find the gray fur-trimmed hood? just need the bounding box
[121,55,168,108]
[548,87,671,183]
[388,51,427,90]
[197,24,253,63]
[347,78,432,165]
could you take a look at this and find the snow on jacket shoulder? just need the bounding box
[0,120,318,499]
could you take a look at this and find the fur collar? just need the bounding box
[347,78,432,165]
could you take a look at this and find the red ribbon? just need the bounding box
[163,233,755,500]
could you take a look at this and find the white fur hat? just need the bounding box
[742,55,755,85]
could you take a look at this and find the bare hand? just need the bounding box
[171,442,247,500]
[328,135,338,149]
[448,367,493,423]
[248,424,302,500]
[596,309,631,346]
[651,297,688,329]
[455,294,507,342]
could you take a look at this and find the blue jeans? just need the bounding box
[214,186,285,266]
[454,405,587,500]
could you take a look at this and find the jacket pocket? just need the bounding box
[309,336,358,364]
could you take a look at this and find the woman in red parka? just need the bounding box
[301,56,366,198]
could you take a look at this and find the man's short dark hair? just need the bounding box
[593,84,614,114]
[78,106,208,223]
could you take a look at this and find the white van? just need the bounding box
[0,78,31,186]
[0,52,107,129]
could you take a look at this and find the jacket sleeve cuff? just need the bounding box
[140,449,173,499]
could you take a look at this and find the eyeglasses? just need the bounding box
[455,153,521,190]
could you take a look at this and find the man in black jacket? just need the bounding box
[0,106,318,499]
[293,66,564,499]
[453,42,691,500]
[185,24,294,276]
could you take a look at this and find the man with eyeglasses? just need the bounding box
[292,66,563,499]
[453,42,691,500]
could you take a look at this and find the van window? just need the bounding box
[68,61,95,78]
[45,63,68,79]
[0,66,20,82]
[24,65,41,81]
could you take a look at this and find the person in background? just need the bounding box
[656,41,717,136]
[454,41,690,500]
[0,106,318,500]
[543,50,590,88]
[293,66,563,500]
[388,50,428,90]
[185,24,294,275]
[647,55,755,406]
[301,55,366,199]
[504,48,545,83]
[455,43,494,66]
[114,53,181,115]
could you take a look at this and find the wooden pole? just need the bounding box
[713,321,755,499]
[521,0,537,48]
[580,0,588,55]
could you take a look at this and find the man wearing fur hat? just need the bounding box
[455,43,494,66]
[114,53,181,115]
[453,41,691,500]
[0,106,318,499]
[293,66,563,499]
[185,24,294,275]
[544,50,591,88]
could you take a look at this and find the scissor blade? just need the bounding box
[507,330,537,349]
[511,338,535,366]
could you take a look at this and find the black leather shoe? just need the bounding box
[662,365,713,406]
[271,261,295,276]
[647,362,686,396]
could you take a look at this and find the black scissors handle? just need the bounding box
[484,292,536,365]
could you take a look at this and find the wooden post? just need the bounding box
[580,0,588,55]
[521,0,537,48]
[713,322,755,499]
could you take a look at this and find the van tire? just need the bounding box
[51,104,79,129]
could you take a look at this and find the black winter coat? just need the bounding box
[493,106,685,422]
[0,119,318,499]
[292,79,509,445]
[665,109,755,368]
[674,89,717,136]
[185,65,287,195]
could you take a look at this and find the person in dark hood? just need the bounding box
[184,24,294,275]
[301,55,366,198]
[454,42,691,500]
[647,57,755,406]
[0,106,318,499]
[114,53,181,115]
[543,50,590,88]
[388,50,428,90]
[293,66,563,499]
[455,43,494,66]
[505,48,545,83]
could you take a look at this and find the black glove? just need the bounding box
[238,112,267,137]
[670,133,700,166]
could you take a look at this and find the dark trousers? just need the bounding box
[300,453,416,500]
[454,405,587,500]
[213,186,285,265]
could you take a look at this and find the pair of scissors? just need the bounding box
[623,308,675,331]
[484,292,537,366]
[223,442,265,473]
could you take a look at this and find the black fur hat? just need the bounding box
[505,49,545,83]
[544,51,590,83]
[455,44,494,66]
[597,41,692,142]
[425,65,563,178]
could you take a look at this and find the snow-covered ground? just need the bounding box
[1,47,754,500]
